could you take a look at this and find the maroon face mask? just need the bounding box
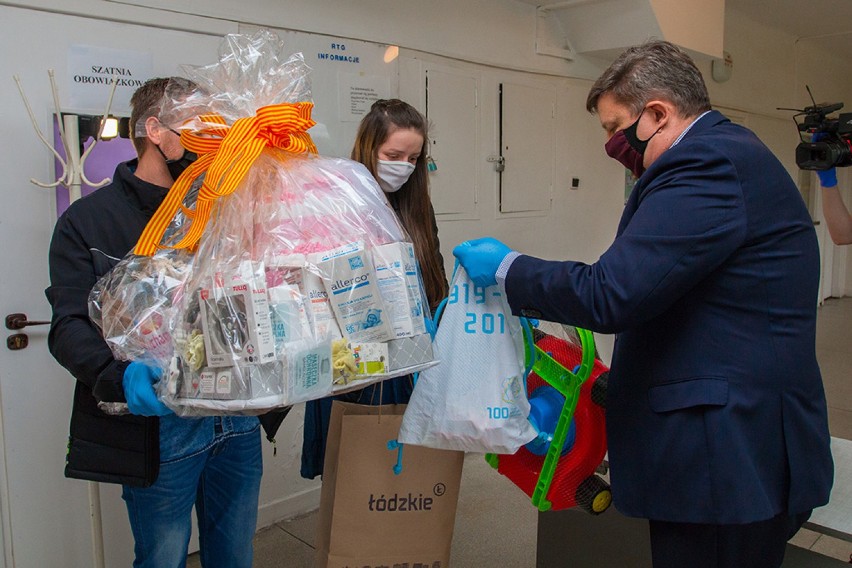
[605,130,645,178]
[604,110,660,179]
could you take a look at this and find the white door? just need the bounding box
[425,65,480,218]
[499,82,555,214]
[0,7,226,566]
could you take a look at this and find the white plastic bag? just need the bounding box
[398,266,537,453]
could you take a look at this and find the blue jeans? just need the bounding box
[122,415,262,568]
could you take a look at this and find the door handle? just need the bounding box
[5,313,50,330]
[487,155,505,172]
[7,334,28,351]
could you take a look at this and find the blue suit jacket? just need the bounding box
[505,111,833,524]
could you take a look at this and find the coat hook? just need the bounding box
[14,69,118,201]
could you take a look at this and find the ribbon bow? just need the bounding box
[135,102,317,256]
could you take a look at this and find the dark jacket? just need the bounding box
[47,161,165,486]
[46,161,287,487]
[505,111,833,524]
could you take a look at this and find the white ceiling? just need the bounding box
[725,0,852,62]
[515,0,852,58]
[723,0,852,40]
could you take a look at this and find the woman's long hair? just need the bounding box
[351,99,448,310]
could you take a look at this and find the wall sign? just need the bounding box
[67,44,153,113]
[274,30,397,157]
[339,72,389,122]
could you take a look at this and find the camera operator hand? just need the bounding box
[817,169,838,188]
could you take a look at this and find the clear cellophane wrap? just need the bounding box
[91,31,437,416]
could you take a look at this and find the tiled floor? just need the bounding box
[189,297,852,567]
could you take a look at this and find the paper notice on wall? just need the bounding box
[67,44,153,113]
[339,73,389,122]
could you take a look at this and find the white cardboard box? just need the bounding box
[199,264,275,367]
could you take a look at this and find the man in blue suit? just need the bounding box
[455,41,833,568]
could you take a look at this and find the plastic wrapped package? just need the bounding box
[90,30,439,416]
[89,250,193,365]
[166,151,439,414]
[88,178,200,416]
[89,174,203,371]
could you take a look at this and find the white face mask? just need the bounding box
[376,160,416,193]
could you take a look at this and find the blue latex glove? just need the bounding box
[453,237,513,288]
[123,362,173,417]
[817,168,838,188]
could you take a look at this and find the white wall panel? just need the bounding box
[426,66,480,218]
[500,82,555,213]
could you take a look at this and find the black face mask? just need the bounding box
[155,143,197,182]
[623,109,660,155]
[166,149,197,182]
[605,109,661,178]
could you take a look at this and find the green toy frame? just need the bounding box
[486,326,596,512]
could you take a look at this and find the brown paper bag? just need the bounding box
[316,401,464,568]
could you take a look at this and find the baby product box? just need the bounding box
[199,261,276,368]
[266,254,313,352]
[176,342,332,403]
[372,242,427,339]
[309,241,393,343]
[303,269,343,341]
[284,339,334,402]
[178,363,273,401]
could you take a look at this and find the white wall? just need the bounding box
[0,1,850,563]
[11,0,608,78]
[398,51,624,264]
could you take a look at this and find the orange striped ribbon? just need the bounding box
[134,102,317,256]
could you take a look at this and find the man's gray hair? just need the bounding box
[586,40,711,118]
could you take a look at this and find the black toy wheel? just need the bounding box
[591,371,608,408]
[575,474,612,515]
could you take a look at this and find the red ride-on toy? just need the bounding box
[486,325,611,514]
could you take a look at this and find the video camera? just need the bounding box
[782,91,852,171]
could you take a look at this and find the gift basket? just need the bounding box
[90,31,438,416]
